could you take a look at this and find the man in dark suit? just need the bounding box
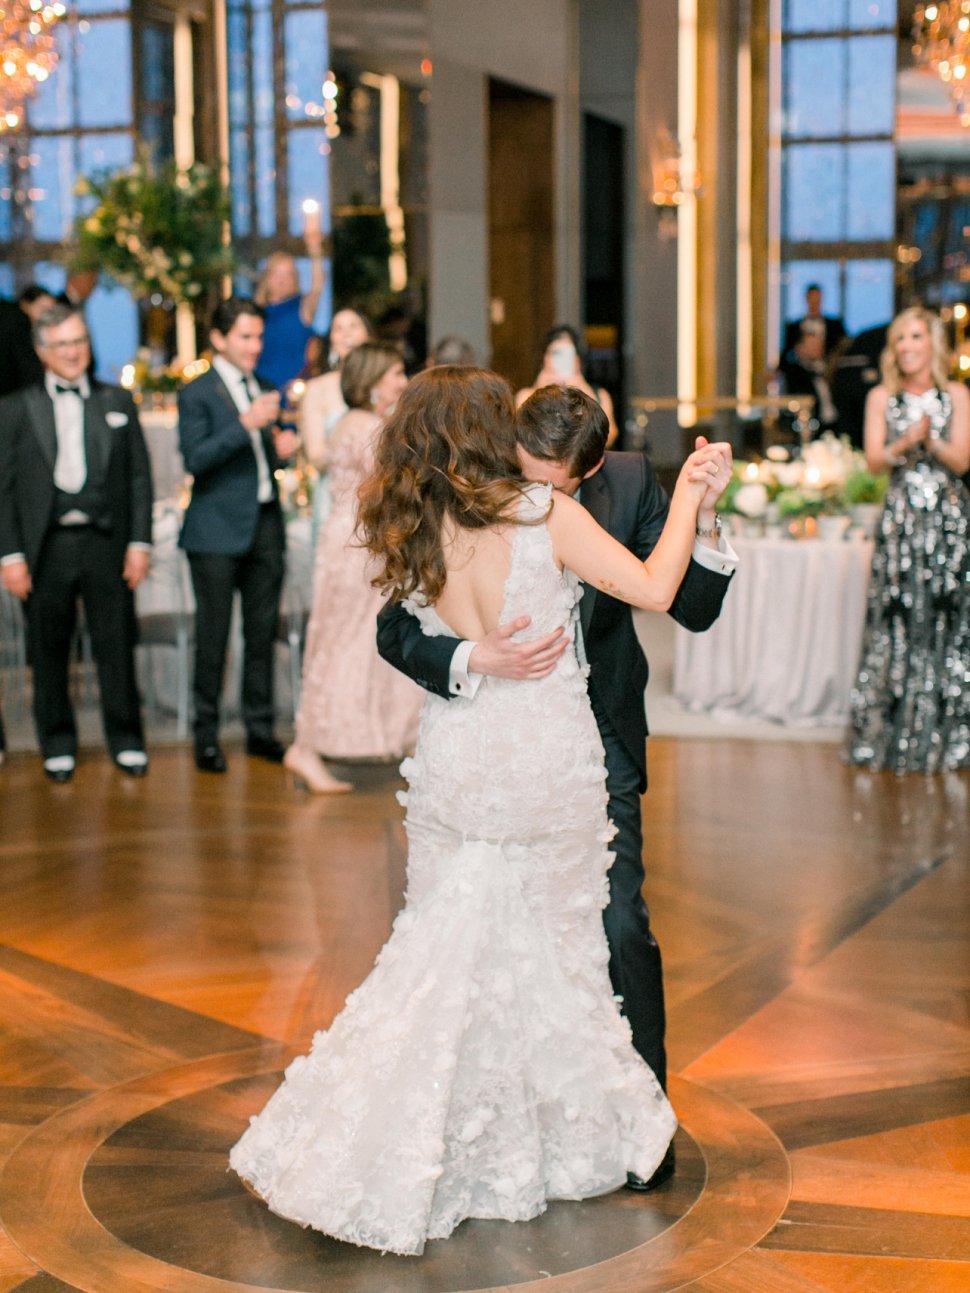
[782,283,846,363]
[377,384,737,1190]
[177,297,298,773]
[0,303,152,781]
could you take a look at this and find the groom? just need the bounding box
[377,383,736,1189]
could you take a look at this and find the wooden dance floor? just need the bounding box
[0,739,967,1292]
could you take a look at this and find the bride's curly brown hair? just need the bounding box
[358,365,536,604]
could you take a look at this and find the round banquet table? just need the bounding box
[674,533,874,727]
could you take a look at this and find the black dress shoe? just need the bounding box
[44,764,75,783]
[195,744,227,773]
[626,1144,676,1192]
[245,735,286,763]
[114,750,149,777]
[43,756,75,783]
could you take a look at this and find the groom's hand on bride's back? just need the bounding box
[469,617,568,681]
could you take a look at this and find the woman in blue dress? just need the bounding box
[254,229,325,392]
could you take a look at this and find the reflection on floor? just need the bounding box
[0,742,966,1292]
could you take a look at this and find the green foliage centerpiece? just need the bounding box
[72,153,234,309]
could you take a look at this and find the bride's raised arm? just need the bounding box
[547,441,730,612]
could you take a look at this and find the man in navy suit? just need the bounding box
[177,297,298,772]
[378,384,737,1189]
[0,303,152,780]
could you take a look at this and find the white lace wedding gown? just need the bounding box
[229,485,676,1255]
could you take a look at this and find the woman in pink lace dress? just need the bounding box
[284,343,423,792]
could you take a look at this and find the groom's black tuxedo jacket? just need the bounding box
[377,450,733,789]
[177,366,285,556]
[0,379,152,572]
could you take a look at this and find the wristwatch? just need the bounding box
[696,515,722,540]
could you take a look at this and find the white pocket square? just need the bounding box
[106,411,129,427]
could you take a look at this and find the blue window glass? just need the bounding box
[848,0,896,29]
[784,143,845,241]
[782,259,842,327]
[75,0,127,11]
[256,124,275,237]
[227,9,250,116]
[80,132,133,178]
[29,135,77,242]
[32,261,66,294]
[77,19,132,128]
[85,281,138,381]
[784,39,845,138]
[846,141,894,239]
[253,5,274,128]
[230,128,252,235]
[27,24,75,131]
[784,0,845,32]
[844,259,893,332]
[846,36,895,135]
[285,10,328,122]
[288,127,328,235]
[0,264,13,296]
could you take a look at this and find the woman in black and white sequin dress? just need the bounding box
[846,307,970,773]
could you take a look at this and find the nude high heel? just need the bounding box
[283,744,353,795]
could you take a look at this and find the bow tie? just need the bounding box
[55,383,83,397]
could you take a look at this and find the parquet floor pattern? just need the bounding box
[0,741,966,1292]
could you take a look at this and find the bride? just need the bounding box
[229,366,727,1255]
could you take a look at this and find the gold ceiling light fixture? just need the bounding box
[913,2,970,125]
[0,0,67,134]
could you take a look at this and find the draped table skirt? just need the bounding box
[674,534,874,727]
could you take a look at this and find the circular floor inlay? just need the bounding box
[0,1050,791,1293]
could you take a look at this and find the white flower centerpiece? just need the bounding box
[720,435,887,539]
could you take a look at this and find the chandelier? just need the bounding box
[0,0,67,133]
[912,3,970,122]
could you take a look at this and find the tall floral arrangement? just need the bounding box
[72,154,234,307]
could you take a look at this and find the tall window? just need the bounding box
[775,0,898,342]
[226,0,331,322]
[0,2,143,378]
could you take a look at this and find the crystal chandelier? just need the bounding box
[0,0,67,133]
[912,3,970,122]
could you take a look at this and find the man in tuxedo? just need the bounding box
[0,303,152,781]
[178,297,298,773]
[377,383,736,1190]
[782,283,846,363]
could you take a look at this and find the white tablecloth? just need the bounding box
[139,406,184,503]
[674,535,874,727]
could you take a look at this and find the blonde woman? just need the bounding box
[299,309,373,544]
[846,306,970,773]
[283,342,421,792]
[254,236,324,390]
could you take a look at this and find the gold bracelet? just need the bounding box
[696,515,722,540]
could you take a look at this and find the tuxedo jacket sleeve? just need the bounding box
[0,390,27,560]
[376,602,455,700]
[109,387,153,548]
[624,453,732,633]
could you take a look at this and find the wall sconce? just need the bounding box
[650,126,701,208]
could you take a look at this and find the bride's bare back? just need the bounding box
[434,518,520,641]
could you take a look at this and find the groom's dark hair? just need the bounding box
[515,385,609,479]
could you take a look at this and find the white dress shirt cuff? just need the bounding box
[449,639,484,698]
[1,553,26,567]
[692,534,738,576]
[127,542,153,554]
